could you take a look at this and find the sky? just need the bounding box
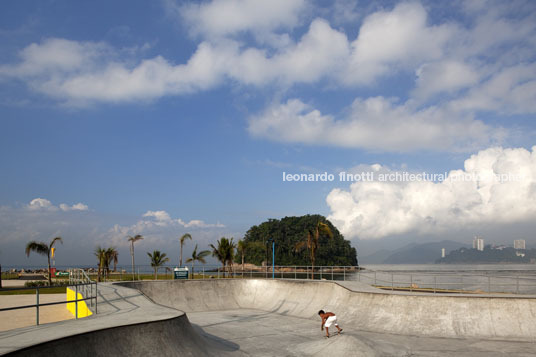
[1,0,536,267]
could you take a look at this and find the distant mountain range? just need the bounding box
[360,240,470,264]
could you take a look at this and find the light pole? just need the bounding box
[268,238,275,279]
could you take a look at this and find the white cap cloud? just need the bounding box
[327,146,536,239]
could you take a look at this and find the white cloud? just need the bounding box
[345,2,456,84]
[0,0,534,122]
[105,210,226,247]
[143,210,171,222]
[413,61,480,99]
[327,146,536,239]
[27,198,89,212]
[248,97,499,152]
[60,203,89,211]
[178,0,305,40]
[449,63,536,115]
[28,198,56,211]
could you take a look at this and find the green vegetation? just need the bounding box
[147,250,170,279]
[25,236,63,285]
[1,272,19,280]
[437,246,536,264]
[179,233,192,267]
[210,237,236,276]
[186,244,210,277]
[240,215,357,266]
[94,246,118,282]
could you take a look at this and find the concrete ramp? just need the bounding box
[1,283,242,356]
[122,279,536,341]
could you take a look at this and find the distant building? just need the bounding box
[516,251,525,257]
[514,239,526,250]
[441,248,445,258]
[473,236,484,251]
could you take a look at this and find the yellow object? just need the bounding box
[66,287,93,318]
[51,247,55,259]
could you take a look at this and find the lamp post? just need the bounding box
[268,238,275,279]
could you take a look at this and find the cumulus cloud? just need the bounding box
[0,1,534,114]
[27,198,56,211]
[104,210,226,247]
[178,0,305,40]
[327,146,536,239]
[27,197,89,212]
[413,61,480,99]
[345,2,456,85]
[449,63,536,115]
[248,97,500,152]
[59,203,89,211]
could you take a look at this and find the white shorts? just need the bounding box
[324,316,337,328]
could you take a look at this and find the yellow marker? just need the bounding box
[51,247,55,259]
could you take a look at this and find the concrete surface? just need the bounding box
[0,283,240,356]
[0,294,74,332]
[1,279,535,356]
[0,281,28,288]
[124,279,536,341]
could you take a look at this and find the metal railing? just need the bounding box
[0,282,97,326]
[69,268,98,313]
[356,270,536,295]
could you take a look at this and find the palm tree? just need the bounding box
[295,221,333,279]
[104,247,118,278]
[237,240,247,272]
[210,237,236,277]
[25,237,63,285]
[127,235,143,280]
[108,248,119,272]
[94,246,106,282]
[147,250,170,280]
[179,233,192,267]
[186,244,210,279]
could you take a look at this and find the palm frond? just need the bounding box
[128,234,144,243]
[25,241,48,257]
[50,236,63,249]
[180,233,192,244]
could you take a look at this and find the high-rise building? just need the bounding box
[514,239,526,250]
[441,248,445,258]
[473,236,484,251]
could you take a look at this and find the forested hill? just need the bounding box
[240,215,358,266]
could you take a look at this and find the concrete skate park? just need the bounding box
[1,278,536,356]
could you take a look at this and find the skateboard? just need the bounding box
[325,329,343,338]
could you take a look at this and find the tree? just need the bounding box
[128,235,144,280]
[94,246,118,281]
[295,221,333,279]
[147,250,170,280]
[179,233,192,267]
[94,246,106,282]
[108,247,119,272]
[25,237,63,285]
[237,240,247,272]
[210,237,236,277]
[186,244,210,278]
[241,215,357,266]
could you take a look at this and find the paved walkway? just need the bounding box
[0,294,74,332]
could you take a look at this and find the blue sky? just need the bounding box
[1,0,536,267]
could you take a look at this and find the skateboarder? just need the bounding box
[318,310,343,338]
